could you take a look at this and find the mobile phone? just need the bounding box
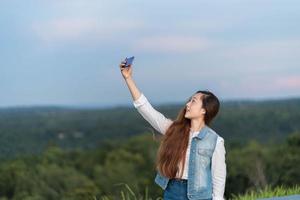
[124,56,134,67]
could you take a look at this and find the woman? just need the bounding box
[119,60,226,200]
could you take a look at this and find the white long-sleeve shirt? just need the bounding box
[133,93,226,200]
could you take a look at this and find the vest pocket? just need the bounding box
[197,148,213,157]
[197,149,213,167]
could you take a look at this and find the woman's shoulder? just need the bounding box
[206,126,224,142]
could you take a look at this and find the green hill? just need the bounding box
[0,98,299,159]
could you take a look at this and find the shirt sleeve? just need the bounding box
[211,136,227,200]
[133,93,173,135]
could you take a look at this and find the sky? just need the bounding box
[1,0,300,108]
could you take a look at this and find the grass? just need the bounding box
[93,184,300,200]
[231,185,300,200]
[97,183,163,200]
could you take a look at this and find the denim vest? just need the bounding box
[154,125,218,200]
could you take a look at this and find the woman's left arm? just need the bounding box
[211,137,227,200]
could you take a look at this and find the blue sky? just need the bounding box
[1,0,300,108]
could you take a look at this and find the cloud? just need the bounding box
[32,18,96,42]
[221,39,300,62]
[32,18,144,44]
[234,75,300,93]
[131,35,212,53]
[214,38,300,78]
[276,76,300,89]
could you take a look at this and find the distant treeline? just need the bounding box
[0,98,299,159]
[0,132,299,199]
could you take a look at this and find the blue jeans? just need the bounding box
[163,179,212,200]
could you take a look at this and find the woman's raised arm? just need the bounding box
[119,60,173,134]
[119,60,141,101]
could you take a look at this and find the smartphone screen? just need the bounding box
[125,56,134,67]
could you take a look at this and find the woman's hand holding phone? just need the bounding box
[119,56,141,101]
[119,57,133,80]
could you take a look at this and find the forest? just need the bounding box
[0,98,299,199]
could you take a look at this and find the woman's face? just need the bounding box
[184,93,206,119]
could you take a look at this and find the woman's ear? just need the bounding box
[201,108,206,114]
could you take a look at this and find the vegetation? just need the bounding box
[0,98,299,199]
[0,98,299,159]
[0,132,298,199]
[231,185,300,200]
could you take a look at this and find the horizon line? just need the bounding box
[0,95,299,110]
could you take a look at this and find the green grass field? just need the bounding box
[231,185,300,200]
[95,184,300,200]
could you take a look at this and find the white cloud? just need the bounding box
[221,39,300,63]
[32,18,97,42]
[212,38,300,77]
[276,76,300,89]
[132,35,212,53]
[32,18,144,44]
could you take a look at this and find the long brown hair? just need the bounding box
[155,90,220,178]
